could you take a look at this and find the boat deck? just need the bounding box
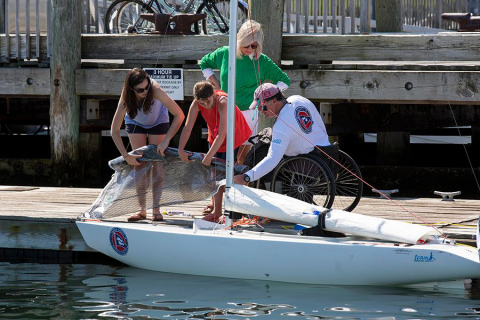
[0,185,479,263]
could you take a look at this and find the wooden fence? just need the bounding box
[0,0,472,62]
[284,0,468,34]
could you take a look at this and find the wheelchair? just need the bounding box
[255,147,363,212]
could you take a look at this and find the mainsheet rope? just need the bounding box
[227,14,480,236]
[233,10,263,163]
[261,105,448,238]
[416,24,480,193]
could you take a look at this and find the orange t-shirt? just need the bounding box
[198,90,251,152]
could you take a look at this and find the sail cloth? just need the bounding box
[82,145,247,220]
[225,185,440,244]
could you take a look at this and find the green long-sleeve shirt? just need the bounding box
[199,46,291,111]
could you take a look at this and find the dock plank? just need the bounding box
[0,186,479,257]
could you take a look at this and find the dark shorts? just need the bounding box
[125,122,169,135]
[215,147,239,162]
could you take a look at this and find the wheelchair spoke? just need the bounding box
[271,155,334,208]
[331,150,363,212]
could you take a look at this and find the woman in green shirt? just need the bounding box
[199,20,290,169]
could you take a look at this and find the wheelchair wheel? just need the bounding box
[331,150,363,212]
[271,154,335,209]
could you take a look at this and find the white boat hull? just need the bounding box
[76,220,480,286]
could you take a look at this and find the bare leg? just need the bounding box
[127,133,148,221]
[151,162,164,221]
[149,133,166,221]
[237,144,251,165]
[210,185,225,219]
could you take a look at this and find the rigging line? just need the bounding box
[232,12,265,164]
[125,1,169,151]
[447,100,480,192]
[153,2,173,67]
[264,107,447,238]
[422,26,479,191]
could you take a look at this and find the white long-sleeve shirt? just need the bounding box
[246,95,330,182]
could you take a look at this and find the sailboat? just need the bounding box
[76,4,480,286]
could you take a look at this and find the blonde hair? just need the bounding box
[236,20,264,59]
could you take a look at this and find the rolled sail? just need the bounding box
[225,185,439,244]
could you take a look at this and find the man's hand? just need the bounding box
[233,174,247,185]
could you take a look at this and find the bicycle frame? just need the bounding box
[122,0,246,34]
[153,0,200,14]
[202,0,229,33]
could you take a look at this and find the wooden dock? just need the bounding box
[0,185,479,263]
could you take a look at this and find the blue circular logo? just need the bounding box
[110,228,128,255]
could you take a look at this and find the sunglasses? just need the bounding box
[243,43,258,49]
[133,80,151,94]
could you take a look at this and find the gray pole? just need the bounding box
[375,0,402,32]
[248,0,285,130]
[247,0,284,65]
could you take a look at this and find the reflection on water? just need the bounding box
[1,262,480,319]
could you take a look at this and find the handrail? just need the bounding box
[0,0,471,62]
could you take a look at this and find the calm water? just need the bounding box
[1,263,480,319]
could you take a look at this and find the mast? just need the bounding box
[224,1,238,227]
[225,3,238,189]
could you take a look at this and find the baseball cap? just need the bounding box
[249,83,280,110]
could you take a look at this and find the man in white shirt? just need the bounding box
[233,83,330,185]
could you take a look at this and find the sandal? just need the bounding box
[127,212,147,222]
[203,213,224,224]
[152,213,164,222]
[202,205,214,214]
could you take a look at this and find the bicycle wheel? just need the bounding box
[331,150,363,212]
[104,0,156,34]
[195,0,248,35]
[271,155,335,209]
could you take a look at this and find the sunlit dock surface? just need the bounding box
[0,185,478,263]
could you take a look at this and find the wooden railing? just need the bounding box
[284,0,468,34]
[0,0,473,62]
[0,0,109,61]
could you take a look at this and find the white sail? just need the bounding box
[225,184,439,244]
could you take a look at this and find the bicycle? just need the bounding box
[104,0,248,35]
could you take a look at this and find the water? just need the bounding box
[1,263,480,319]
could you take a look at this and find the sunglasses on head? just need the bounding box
[133,79,151,94]
[243,43,258,49]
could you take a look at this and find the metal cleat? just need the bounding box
[372,189,399,199]
[434,191,461,201]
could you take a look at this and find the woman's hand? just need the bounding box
[178,149,192,162]
[202,153,213,167]
[124,153,142,165]
[157,140,169,157]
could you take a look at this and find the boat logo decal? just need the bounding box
[414,252,436,262]
[110,228,128,255]
[295,106,314,134]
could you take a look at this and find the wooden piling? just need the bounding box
[248,0,285,131]
[49,0,82,186]
[375,0,403,32]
